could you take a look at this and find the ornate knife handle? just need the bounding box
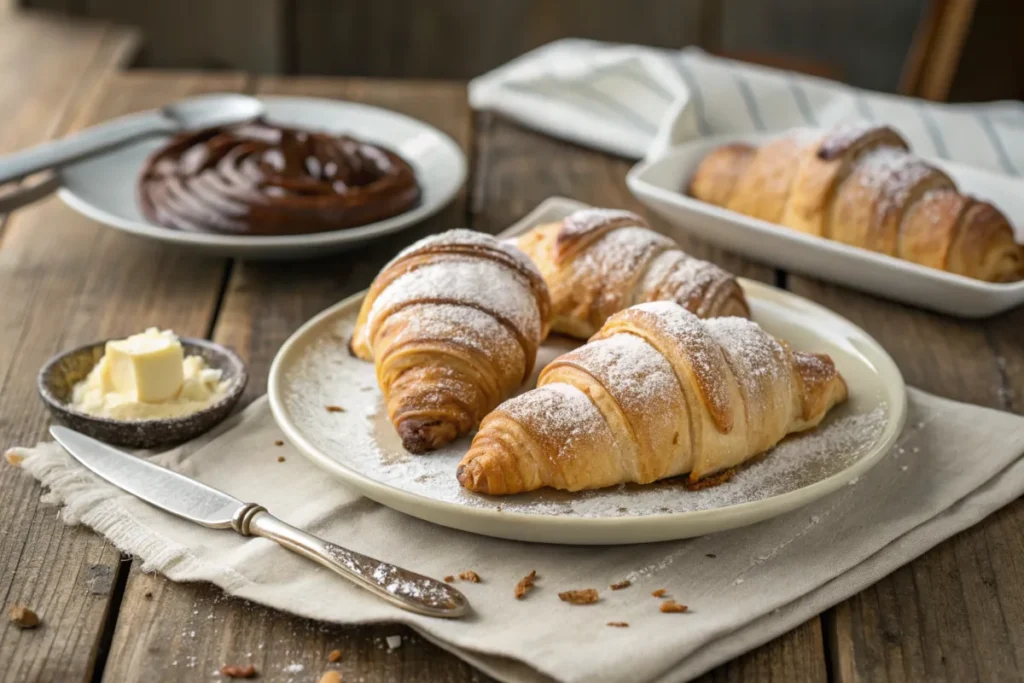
[232,504,470,619]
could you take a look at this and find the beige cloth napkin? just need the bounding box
[9,387,1024,683]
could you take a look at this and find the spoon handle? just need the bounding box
[235,504,470,619]
[0,110,175,187]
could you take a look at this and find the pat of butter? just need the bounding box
[102,328,185,403]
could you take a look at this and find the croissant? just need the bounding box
[516,208,749,339]
[457,302,847,494]
[350,229,551,453]
[689,123,1024,282]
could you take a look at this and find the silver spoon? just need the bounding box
[0,93,264,188]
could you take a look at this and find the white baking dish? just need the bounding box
[626,133,1024,318]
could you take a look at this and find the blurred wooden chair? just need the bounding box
[900,0,977,100]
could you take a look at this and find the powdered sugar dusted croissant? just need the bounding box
[689,122,1024,282]
[351,229,551,453]
[516,208,749,338]
[457,302,847,494]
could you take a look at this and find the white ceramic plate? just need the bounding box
[57,97,467,260]
[268,198,906,545]
[627,133,1024,318]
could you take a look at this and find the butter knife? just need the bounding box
[49,426,469,619]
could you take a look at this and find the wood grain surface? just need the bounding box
[2,65,1022,683]
[0,70,238,682]
[786,277,1024,682]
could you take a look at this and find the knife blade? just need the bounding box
[50,426,242,527]
[49,426,469,618]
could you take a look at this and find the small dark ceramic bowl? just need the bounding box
[38,338,248,449]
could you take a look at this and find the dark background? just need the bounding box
[18,0,1024,102]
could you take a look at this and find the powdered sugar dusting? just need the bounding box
[368,258,541,342]
[705,316,788,408]
[853,146,940,221]
[388,228,543,281]
[574,227,672,286]
[500,384,610,463]
[560,208,648,242]
[277,296,891,521]
[630,301,730,420]
[552,334,676,414]
[818,121,887,159]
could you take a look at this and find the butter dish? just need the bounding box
[38,337,247,448]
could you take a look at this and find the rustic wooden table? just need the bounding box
[2,13,1022,683]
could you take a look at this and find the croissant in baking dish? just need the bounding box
[457,302,847,494]
[350,229,551,453]
[516,208,749,338]
[688,123,1024,282]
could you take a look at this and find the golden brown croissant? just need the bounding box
[457,302,847,494]
[689,123,1024,282]
[516,208,749,338]
[350,229,551,453]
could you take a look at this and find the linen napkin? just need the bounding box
[9,391,1024,683]
[469,39,1024,170]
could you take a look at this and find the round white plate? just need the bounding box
[57,97,467,260]
[269,280,907,545]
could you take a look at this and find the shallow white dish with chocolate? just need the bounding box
[627,132,1024,318]
[58,97,466,259]
[268,198,906,545]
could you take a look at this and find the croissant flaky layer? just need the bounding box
[689,122,1024,283]
[516,208,749,339]
[457,302,848,495]
[351,229,551,454]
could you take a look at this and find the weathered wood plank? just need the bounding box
[0,12,138,218]
[294,0,705,79]
[787,277,1024,682]
[80,0,287,73]
[472,113,826,683]
[0,72,241,683]
[101,76,480,683]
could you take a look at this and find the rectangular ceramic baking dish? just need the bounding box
[626,133,1024,318]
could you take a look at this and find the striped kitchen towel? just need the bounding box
[468,39,1024,173]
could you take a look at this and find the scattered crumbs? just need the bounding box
[144,591,153,600]
[443,575,455,583]
[660,600,688,613]
[609,579,631,591]
[901,465,908,472]
[735,578,744,585]
[558,588,599,605]
[327,649,342,663]
[319,672,342,683]
[325,405,345,413]
[515,570,537,599]
[4,449,24,467]
[705,553,717,559]
[810,516,820,523]
[847,477,859,486]
[277,455,286,463]
[915,421,925,429]
[8,605,39,629]
[459,570,482,583]
[386,635,402,650]
[283,663,304,673]
[912,447,920,453]
[274,440,284,447]
[651,589,667,598]
[607,621,630,628]
[219,664,257,678]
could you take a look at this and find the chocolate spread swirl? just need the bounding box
[138,120,420,235]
